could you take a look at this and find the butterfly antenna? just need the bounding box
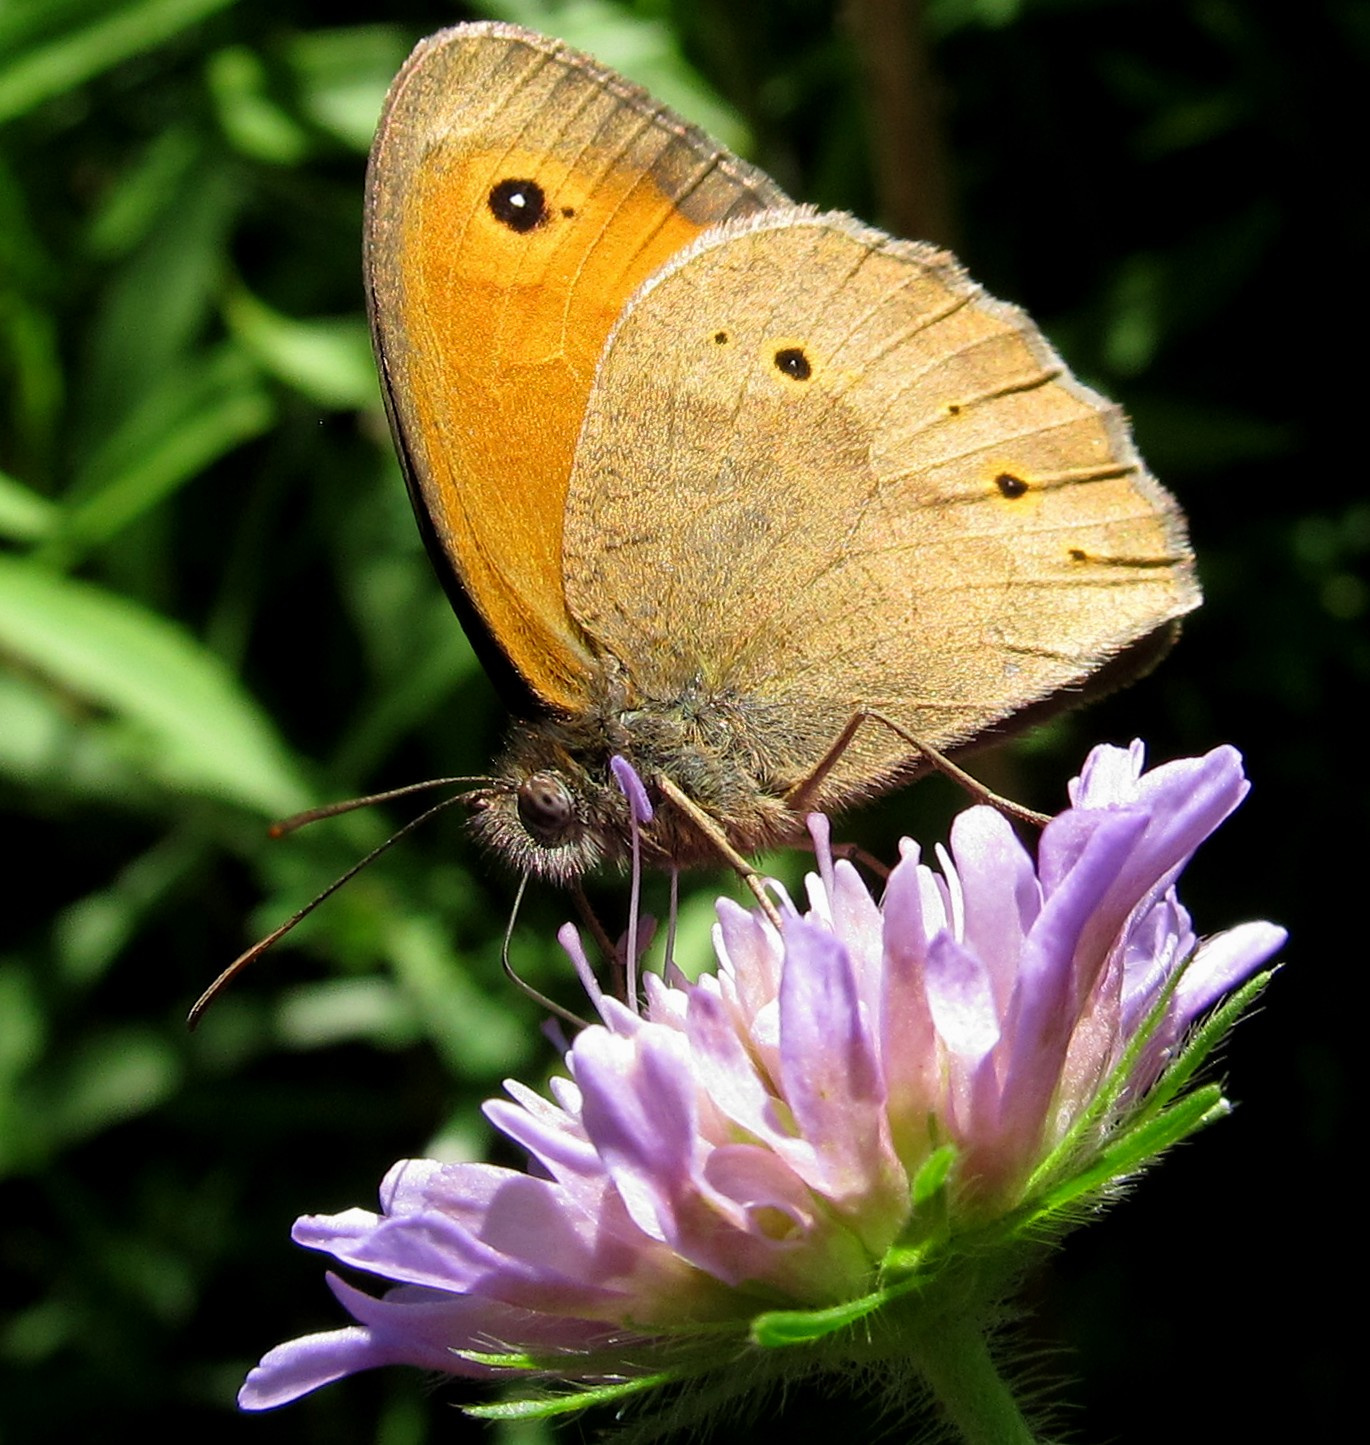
[500,874,589,1031]
[268,777,491,837]
[187,791,472,1029]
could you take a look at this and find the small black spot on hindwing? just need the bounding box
[995,472,1029,499]
[774,346,812,381]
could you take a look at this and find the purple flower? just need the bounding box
[239,743,1283,1414]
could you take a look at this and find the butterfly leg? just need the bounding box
[800,836,892,881]
[654,774,784,927]
[572,883,629,1002]
[784,709,1051,828]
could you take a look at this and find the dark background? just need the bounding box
[1,1,1357,1441]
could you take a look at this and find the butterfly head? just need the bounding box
[467,719,630,886]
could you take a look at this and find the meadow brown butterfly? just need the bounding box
[365,22,1200,889]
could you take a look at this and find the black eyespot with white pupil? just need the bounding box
[774,346,812,381]
[488,178,549,233]
[517,772,575,845]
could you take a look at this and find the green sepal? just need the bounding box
[1031,1083,1228,1221]
[1129,969,1273,1126]
[463,1369,679,1420]
[1024,951,1192,1199]
[750,1290,887,1347]
[457,1349,541,1371]
[912,1143,958,1207]
[1024,959,1270,1208]
[750,1262,931,1349]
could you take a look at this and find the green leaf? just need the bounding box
[53,833,206,987]
[224,286,377,409]
[381,914,535,1077]
[207,45,312,165]
[48,345,274,562]
[0,0,239,125]
[74,158,243,460]
[0,667,168,805]
[84,125,203,260]
[0,209,65,462]
[0,963,47,1088]
[273,977,418,1051]
[15,1026,182,1170]
[287,25,412,153]
[0,467,58,541]
[0,557,311,816]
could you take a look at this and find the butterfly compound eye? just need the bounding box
[516,772,576,845]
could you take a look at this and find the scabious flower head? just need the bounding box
[239,743,1283,1431]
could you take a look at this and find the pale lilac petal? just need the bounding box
[642,968,690,1027]
[993,811,1151,1150]
[935,843,965,939]
[322,1273,612,1360]
[924,931,1006,1149]
[238,1270,618,1410]
[713,897,783,1015]
[687,972,864,1233]
[292,1175,618,1312]
[1069,739,1147,806]
[779,922,881,1110]
[1042,749,1248,970]
[829,857,889,1011]
[484,1090,602,1185]
[1017,811,1152,1020]
[685,985,780,1139]
[379,1157,443,1212]
[925,933,1001,1061]
[1172,922,1285,1021]
[702,1144,819,1236]
[948,807,1040,1004]
[701,1145,874,1298]
[777,922,904,1238]
[548,1074,583,1115]
[573,1027,696,1243]
[807,812,838,901]
[878,847,940,1155]
[240,1323,430,1410]
[1116,893,1195,1036]
[557,923,604,1013]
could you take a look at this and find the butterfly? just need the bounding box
[364,21,1199,891]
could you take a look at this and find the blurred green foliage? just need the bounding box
[0,0,1358,1441]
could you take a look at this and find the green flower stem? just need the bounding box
[911,1315,1039,1445]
